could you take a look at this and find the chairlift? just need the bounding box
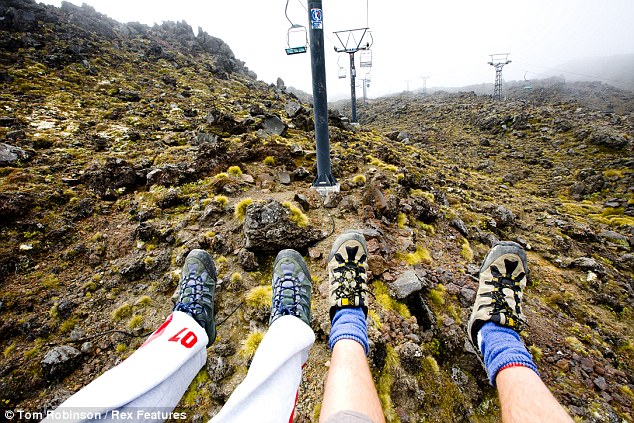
[360,50,372,67]
[286,24,307,55]
[523,71,532,91]
[337,56,346,79]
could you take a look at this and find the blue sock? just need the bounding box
[479,322,539,386]
[329,308,370,356]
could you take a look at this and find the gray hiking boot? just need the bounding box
[328,231,370,321]
[269,249,312,326]
[467,241,529,350]
[173,249,217,346]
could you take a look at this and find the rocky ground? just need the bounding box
[1,1,633,422]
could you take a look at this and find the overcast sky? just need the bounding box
[41,0,634,100]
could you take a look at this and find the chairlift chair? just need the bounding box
[337,56,346,79]
[359,50,372,67]
[286,24,307,55]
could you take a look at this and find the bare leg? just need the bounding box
[497,366,573,423]
[320,339,385,423]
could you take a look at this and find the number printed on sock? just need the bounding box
[168,328,198,348]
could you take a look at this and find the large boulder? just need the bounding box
[243,200,322,252]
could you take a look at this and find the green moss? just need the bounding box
[564,336,585,353]
[428,285,446,307]
[352,174,366,186]
[215,195,228,208]
[263,156,275,166]
[136,295,152,307]
[282,201,309,227]
[42,275,60,289]
[182,370,211,407]
[3,342,16,358]
[245,285,272,309]
[415,221,436,235]
[377,345,400,423]
[227,165,243,176]
[234,198,253,221]
[368,309,383,330]
[374,281,411,318]
[529,345,543,362]
[240,330,265,360]
[425,355,440,374]
[112,304,132,321]
[460,238,474,262]
[60,317,79,334]
[397,212,408,229]
[116,344,127,353]
[127,315,143,330]
[410,189,435,202]
[230,272,243,284]
[401,246,432,266]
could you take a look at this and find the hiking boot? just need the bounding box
[173,249,217,346]
[467,241,529,350]
[328,231,370,321]
[269,249,312,326]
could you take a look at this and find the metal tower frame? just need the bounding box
[333,28,373,123]
[488,53,511,100]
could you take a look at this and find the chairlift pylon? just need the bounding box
[286,24,308,55]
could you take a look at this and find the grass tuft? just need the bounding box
[240,330,265,360]
[112,304,132,321]
[402,246,432,266]
[352,174,366,186]
[227,165,243,176]
[460,238,474,262]
[245,285,272,310]
[127,315,143,330]
[235,198,253,221]
[282,201,309,227]
[215,195,228,208]
[263,156,275,166]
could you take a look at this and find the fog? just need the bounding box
[41,0,634,99]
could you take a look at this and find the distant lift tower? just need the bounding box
[333,28,373,123]
[420,75,429,95]
[488,53,511,100]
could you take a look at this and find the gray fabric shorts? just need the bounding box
[324,410,375,423]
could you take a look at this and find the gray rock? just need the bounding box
[493,205,516,228]
[81,342,94,354]
[285,101,303,118]
[243,200,322,252]
[323,191,342,208]
[237,249,258,271]
[278,172,291,185]
[459,287,476,307]
[396,131,409,142]
[390,270,423,299]
[294,194,310,211]
[593,376,608,391]
[0,143,32,166]
[450,219,469,237]
[618,253,634,270]
[41,346,82,379]
[395,342,424,373]
[207,356,232,382]
[571,257,605,276]
[292,167,310,181]
[261,115,287,136]
[600,230,628,244]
